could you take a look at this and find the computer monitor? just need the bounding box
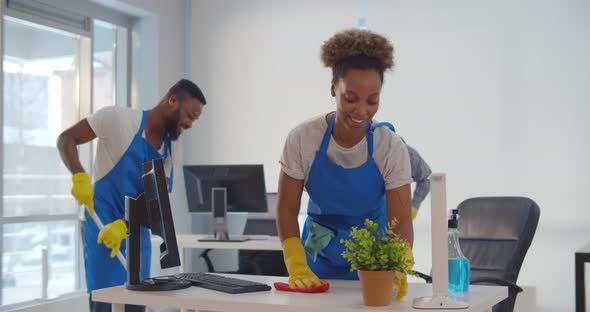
[124,158,190,291]
[183,165,268,241]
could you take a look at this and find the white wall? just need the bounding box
[188,0,590,311]
[190,0,590,226]
[366,0,590,228]
[123,0,186,99]
[188,0,357,185]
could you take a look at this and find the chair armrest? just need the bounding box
[411,270,432,283]
[470,277,523,293]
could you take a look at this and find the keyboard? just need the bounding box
[197,235,271,242]
[175,272,272,294]
[197,235,250,242]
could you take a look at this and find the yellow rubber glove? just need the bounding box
[411,207,418,220]
[71,172,94,216]
[393,247,414,300]
[97,219,127,258]
[282,237,321,289]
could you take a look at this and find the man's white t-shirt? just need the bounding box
[280,114,412,191]
[87,106,179,182]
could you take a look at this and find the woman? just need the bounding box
[276,29,414,299]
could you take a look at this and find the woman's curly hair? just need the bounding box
[321,29,394,82]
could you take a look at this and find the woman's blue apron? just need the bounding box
[302,113,395,280]
[84,110,173,292]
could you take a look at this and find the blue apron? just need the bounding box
[302,113,395,280]
[84,110,173,292]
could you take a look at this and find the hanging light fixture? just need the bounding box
[358,0,367,30]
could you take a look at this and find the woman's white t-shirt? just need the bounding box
[279,114,412,191]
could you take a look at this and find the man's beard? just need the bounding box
[165,112,181,141]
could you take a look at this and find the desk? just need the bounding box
[92,274,507,312]
[576,242,590,312]
[174,234,282,273]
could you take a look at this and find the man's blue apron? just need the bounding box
[84,110,173,292]
[302,113,395,280]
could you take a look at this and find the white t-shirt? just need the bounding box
[87,106,179,182]
[280,114,412,191]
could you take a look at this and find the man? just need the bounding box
[57,79,206,312]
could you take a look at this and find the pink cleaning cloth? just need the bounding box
[273,281,330,293]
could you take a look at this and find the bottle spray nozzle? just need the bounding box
[448,209,459,228]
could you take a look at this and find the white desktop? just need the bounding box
[93,275,506,312]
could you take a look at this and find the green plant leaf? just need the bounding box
[340,218,412,272]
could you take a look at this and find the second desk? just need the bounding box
[175,234,282,273]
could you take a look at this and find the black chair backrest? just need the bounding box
[243,218,278,235]
[238,218,287,276]
[458,197,540,311]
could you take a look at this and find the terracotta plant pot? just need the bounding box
[357,270,395,306]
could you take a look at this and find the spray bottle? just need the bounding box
[448,209,470,292]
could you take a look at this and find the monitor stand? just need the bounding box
[197,187,250,242]
[125,193,191,291]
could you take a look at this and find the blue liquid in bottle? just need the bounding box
[448,209,470,293]
[448,257,470,292]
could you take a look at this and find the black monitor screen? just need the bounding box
[143,159,180,269]
[183,165,267,213]
[126,158,188,290]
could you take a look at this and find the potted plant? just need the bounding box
[341,218,413,306]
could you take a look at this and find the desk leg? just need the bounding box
[179,248,187,312]
[576,253,586,312]
[180,247,185,273]
[112,303,124,312]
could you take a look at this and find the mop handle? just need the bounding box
[89,209,127,270]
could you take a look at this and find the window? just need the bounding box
[93,19,128,112]
[1,4,131,308]
[1,17,80,305]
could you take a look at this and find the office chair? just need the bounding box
[414,197,540,312]
[200,218,288,276]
